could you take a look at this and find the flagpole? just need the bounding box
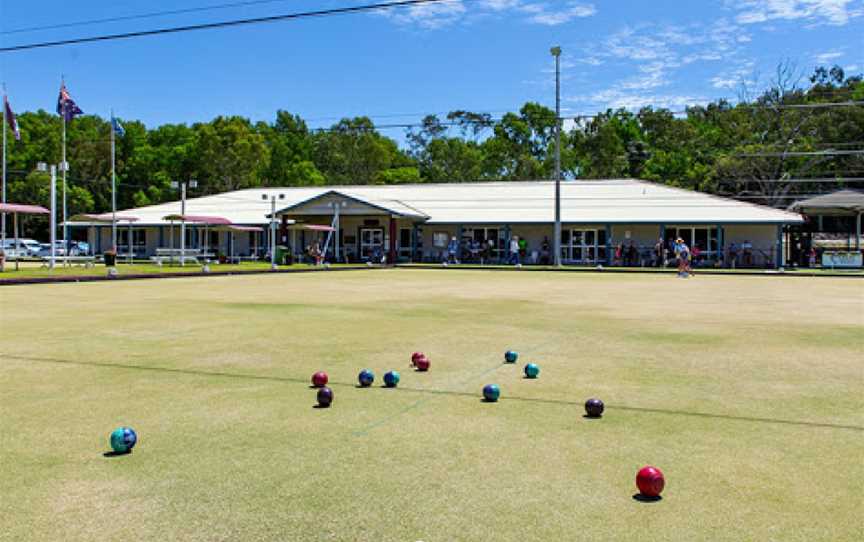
[62,111,68,266]
[111,110,117,251]
[2,84,7,253]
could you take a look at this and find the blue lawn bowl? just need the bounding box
[109,427,137,454]
[358,369,375,387]
[524,363,540,379]
[384,370,401,388]
[504,350,519,364]
[483,384,500,402]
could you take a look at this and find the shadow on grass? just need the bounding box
[102,450,131,458]
[632,494,663,503]
[312,404,331,409]
[7,354,863,433]
[582,414,602,420]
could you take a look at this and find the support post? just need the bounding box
[776,225,784,269]
[412,224,419,263]
[605,224,612,265]
[389,216,397,265]
[856,212,861,252]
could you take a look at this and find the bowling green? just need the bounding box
[1,269,861,541]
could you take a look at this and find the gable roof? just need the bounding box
[67,179,804,227]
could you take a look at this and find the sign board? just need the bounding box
[822,251,863,268]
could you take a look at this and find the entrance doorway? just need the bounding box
[359,228,384,261]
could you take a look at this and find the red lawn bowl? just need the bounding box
[414,356,431,372]
[411,352,425,366]
[311,371,329,388]
[636,466,665,498]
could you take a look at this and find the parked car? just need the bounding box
[1,238,42,258]
[36,242,70,258]
[73,241,91,255]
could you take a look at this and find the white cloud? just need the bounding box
[374,0,596,28]
[564,18,753,110]
[814,50,845,64]
[567,88,710,112]
[728,0,864,26]
[710,60,758,89]
[520,2,597,26]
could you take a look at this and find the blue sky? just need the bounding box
[1,0,861,138]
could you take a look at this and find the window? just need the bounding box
[668,227,719,257]
[433,232,449,248]
[118,229,146,248]
[562,228,605,263]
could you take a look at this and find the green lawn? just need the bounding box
[1,270,862,541]
[0,261,348,280]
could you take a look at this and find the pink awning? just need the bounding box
[0,203,49,215]
[216,225,263,232]
[163,214,232,225]
[69,213,139,223]
[292,224,336,232]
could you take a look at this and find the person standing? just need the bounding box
[509,235,520,265]
[447,236,460,264]
[654,237,664,267]
[540,236,550,265]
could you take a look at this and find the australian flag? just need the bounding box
[4,95,20,141]
[111,117,125,137]
[56,82,83,121]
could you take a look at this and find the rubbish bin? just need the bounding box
[103,251,116,266]
[275,245,289,265]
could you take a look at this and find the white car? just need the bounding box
[1,238,42,258]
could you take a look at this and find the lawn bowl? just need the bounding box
[414,357,430,372]
[524,363,540,379]
[317,387,334,408]
[482,384,500,402]
[109,427,137,454]
[585,398,605,418]
[312,371,329,388]
[504,350,518,363]
[358,369,375,387]
[636,466,665,498]
[384,371,400,388]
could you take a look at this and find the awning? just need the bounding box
[788,190,864,216]
[214,225,264,233]
[0,203,49,215]
[288,224,336,232]
[162,214,232,225]
[69,213,139,223]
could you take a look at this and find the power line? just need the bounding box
[733,150,864,158]
[0,0,463,53]
[0,0,298,35]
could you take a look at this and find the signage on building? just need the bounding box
[822,251,863,268]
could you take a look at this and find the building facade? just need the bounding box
[71,179,804,268]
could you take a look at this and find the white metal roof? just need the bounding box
[69,179,804,227]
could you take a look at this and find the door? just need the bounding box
[359,228,384,260]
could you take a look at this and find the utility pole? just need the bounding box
[551,45,562,267]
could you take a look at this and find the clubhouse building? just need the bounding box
[70,179,805,268]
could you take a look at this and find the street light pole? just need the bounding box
[37,162,58,269]
[171,179,196,267]
[551,45,563,267]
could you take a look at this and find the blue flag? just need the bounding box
[111,117,125,137]
[56,82,83,121]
